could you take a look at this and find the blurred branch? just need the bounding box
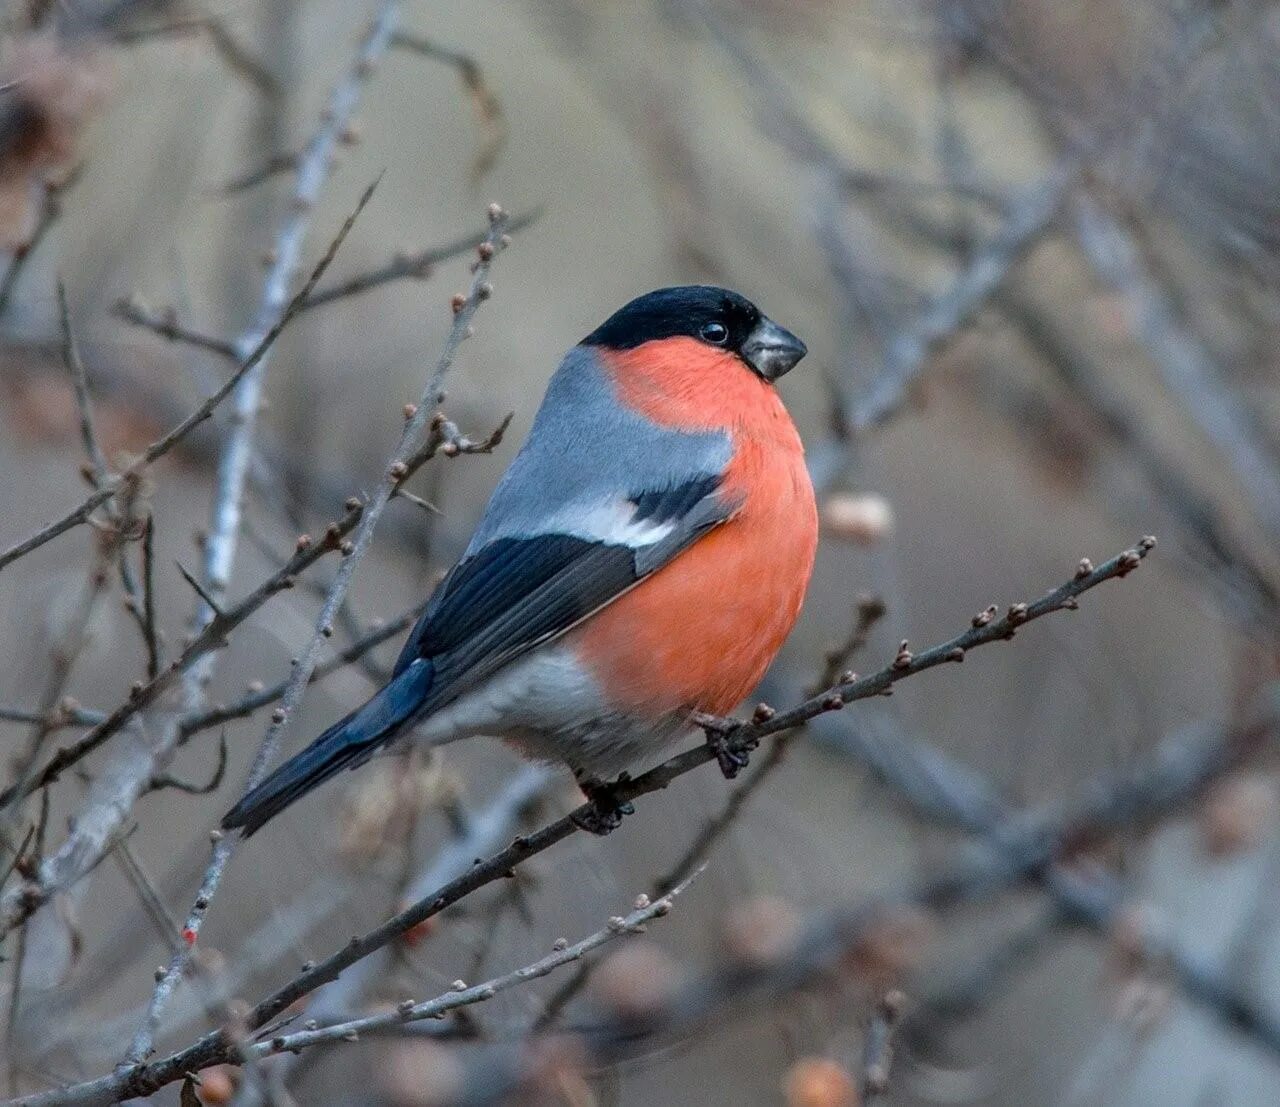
[861,990,906,1102]
[849,160,1075,432]
[176,598,426,742]
[0,504,363,938]
[0,178,370,575]
[443,693,1280,1105]
[997,288,1280,634]
[389,30,506,181]
[128,204,512,1068]
[237,875,692,1066]
[297,208,538,312]
[1073,193,1280,545]
[31,537,1155,1103]
[808,685,1280,1050]
[110,300,239,360]
[0,171,81,319]
[56,282,108,487]
[0,502,363,812]
[231,763,557,1107]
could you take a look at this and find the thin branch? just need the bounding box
[111,839,183,954]
[174,561,224,620]
[862,990,906,1103]
[124,204,510,1067]
[176,599,425,742]
[809,594,886,695]
[229,764,557,1107]
[0,171,81,319]
[1073,193,1280,545]
[29,538,1156,1104]
[147,732,227,796]
[110,300,239,361]
[56,282,108,487]
[296,209,538,313]
[0,176,376,576]
[399,707,1280,1105]
[213,152,298,196]
[389,31,506,181]
[848,160,1074,431]
[139,515,159,680]
[235,876,693,1068]
[0,503,364,812]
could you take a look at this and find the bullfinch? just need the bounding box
[223,286,817,836]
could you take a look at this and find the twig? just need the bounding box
[848,160,1074,431]
[200,19,278,99]
[1073,193,1280,545]
[110,839,182,954]
[22,538,1156,1104]
[296,210,538,312]
[441,704,1280,1106]
[0,171,81,319]
[0,177,373,576]
[176,599,426,742]
[227,764,556,1107]
[174,561,223,620]
[212,152,298,196]
[996,289,1280,633]
[110,301,239,361]
[0,503,363,813]
[139,516,159,680]
[147,733,227,796]
[861,990,906,1102]
[246,874,694,1063]
[809,594,886,695]
[389,31,506,181]
[0,705,104,730]
[56,282,108,487]
[124,203,510,1067]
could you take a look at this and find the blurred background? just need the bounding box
[1,0,1280,1103]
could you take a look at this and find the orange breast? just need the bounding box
[569,340,818,715]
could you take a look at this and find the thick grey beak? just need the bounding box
[741,317,807,381]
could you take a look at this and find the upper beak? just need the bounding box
[741,317,807,381]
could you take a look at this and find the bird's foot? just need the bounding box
[572,774,635,836]
[692,712,755,779]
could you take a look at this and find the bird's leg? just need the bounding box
[571,772,636,835]
[692,711,755,779]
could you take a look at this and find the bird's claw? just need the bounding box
[693,715,755,780]
[573,775,635,836]
[710,733,758,779]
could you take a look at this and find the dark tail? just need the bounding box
[222,659,433,837]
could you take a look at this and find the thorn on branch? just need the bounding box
[175,561,224,620]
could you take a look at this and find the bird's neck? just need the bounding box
[598,338,800,449]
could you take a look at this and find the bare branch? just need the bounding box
[126,203,512,1066]
[389,31,506,181]
[0,504,364,812]
[19,537,1156,1104]
[0,170,81,319]
[56,282,108,487]
[249,876,693,1063]
[296,210,538,313]
[110,300,239,361]
[0,176,377,576]
[1073,193,1280,544]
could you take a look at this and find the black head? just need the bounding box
[582,285,807,381]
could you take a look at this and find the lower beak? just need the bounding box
[742,317,807,381]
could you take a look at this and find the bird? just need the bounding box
[222,285,817,837]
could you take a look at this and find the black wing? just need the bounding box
[392,478,736,716]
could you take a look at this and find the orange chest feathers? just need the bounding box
[571,341,818,715]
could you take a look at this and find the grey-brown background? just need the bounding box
[2,0,1279,1103]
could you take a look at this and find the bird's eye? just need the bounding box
[700,321,729,345]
